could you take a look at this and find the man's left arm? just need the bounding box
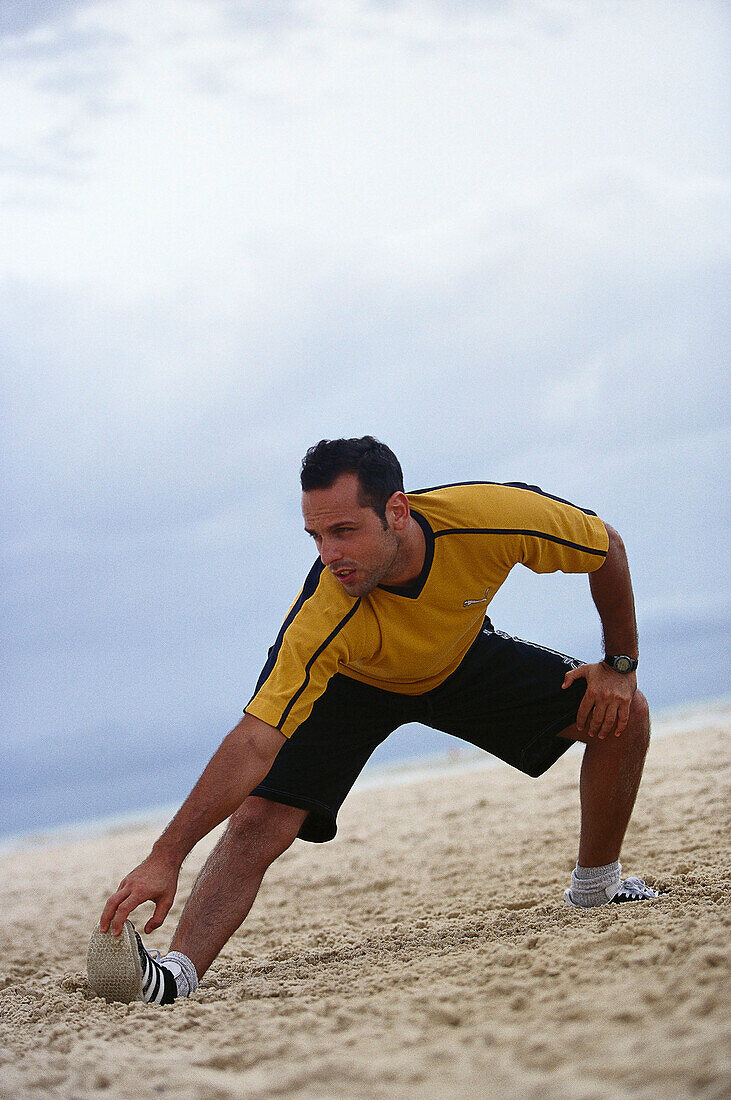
[562,522,639,740]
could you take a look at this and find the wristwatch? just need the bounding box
[604,655,638,674]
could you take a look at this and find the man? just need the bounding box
[88,436,658,1006]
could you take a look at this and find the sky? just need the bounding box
[1,0,729,833]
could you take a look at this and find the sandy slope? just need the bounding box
[0,703,729,1099]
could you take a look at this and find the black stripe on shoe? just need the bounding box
[133,929,177,1004]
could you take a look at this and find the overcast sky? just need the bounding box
[1,0,729,774]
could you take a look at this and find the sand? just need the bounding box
[0,701,729,1099]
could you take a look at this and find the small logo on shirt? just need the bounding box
[463,587,491,607]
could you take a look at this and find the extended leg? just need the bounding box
[169,796,307,979]
[558,690,651,867]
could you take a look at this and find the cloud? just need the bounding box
[0,0,99,38]
[0,0,728,770]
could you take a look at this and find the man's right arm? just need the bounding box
[99,713,286,935]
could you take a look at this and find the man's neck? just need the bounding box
[381,516,426,587]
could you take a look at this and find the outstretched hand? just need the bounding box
[562,661,637,740]
[99,852,180,936]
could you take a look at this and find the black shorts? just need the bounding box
[251,620,586,843]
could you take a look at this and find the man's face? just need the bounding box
[302,472,401,598]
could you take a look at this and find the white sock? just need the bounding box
[161,951,199,998]
[569,861,622,907]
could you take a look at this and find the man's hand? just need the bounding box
[99,852,180,936]
[562,661,637,740]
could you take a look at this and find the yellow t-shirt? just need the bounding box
[246,481,608,737]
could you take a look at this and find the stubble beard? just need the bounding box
[345,529,402,598]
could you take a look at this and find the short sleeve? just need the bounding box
[489,484,609,575]
[245,562,364,737]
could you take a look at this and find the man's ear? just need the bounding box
[385,491,410,531]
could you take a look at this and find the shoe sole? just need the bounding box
[87,919,144,1002]
[564,888,662,907]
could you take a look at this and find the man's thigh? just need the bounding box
[427,622,587,777]
[250,674,410,843]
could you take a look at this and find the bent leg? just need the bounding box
[558,690,651,866]
[169,796,307,979]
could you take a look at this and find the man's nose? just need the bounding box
[319,539,342,566]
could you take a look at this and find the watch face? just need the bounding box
[615,656,631,673]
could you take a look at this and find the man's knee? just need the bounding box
[626,690,650,755]
[226,796,305,870]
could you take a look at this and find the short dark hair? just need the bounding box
[300,436,404,520]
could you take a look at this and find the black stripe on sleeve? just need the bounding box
[249,559,325,700]
[409,480,598,517]
[432,527,607,557]
[277,598,362,729]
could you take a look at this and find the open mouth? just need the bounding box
[333,568,356,583]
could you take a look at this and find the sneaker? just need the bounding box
[608,876,663,903]
[87,920,177,1004]
[564,876,663,907]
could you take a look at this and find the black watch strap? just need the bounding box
[604,655,638,674]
